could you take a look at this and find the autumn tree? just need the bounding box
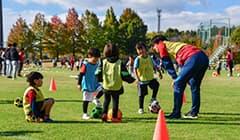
[31,13,48,59]
[119,8,147,55]
[45,15,68,59]
[66,8,85,56]
[7,17,32,49]
[81,10,104,52]
[103,7,121,47]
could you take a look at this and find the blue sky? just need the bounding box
[2,0,240,41]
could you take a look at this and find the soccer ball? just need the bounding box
[107,109,122,121]
[212,71,218,77]
[14,97,23,108]
[91,106,103,119]
[148,100,161,114]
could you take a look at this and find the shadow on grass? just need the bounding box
[167,120,240,126]
[55,99,83,103]
[124,116,157,123]
[0,130,42,137]
[200,112,240,116]
[0,100,13,104]
[52,120,102,124]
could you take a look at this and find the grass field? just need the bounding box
[0,67,240,140]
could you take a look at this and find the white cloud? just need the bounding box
[2,8,48,41]
[4,1,240,42]
[225,5,240,16]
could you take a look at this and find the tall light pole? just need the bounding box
[157,9,161,33]
[0,0,3,48]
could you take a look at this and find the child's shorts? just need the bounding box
[137,79,159,96]
[83,86,102,101]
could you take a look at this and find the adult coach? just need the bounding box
[152,35,209,119]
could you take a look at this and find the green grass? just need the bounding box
[0,68,240,140]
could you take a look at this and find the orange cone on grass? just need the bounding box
[49,77,57,92]
[153,110,169,140]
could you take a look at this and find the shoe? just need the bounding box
[138,108,144,114]
[82,114,90,120]
[112,118,121,123]
[165,112,181,119]
[183,111,198,119]
[43,118,54,123]
[150,98,157,103]
[102,113,108,122]
[92,98,102,107]
[7,76,12,78]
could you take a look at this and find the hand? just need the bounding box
[171,81,174,88]
[77,85,81,90]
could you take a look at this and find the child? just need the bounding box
[23,71,54,122]
[98,43,135,123]
[134,42,160,114]
[216,57,222,75]
[77,48,103,120]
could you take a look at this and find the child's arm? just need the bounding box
[95,59,103,82]
[121,62,135,83]
[27,90,41,118]
[150,56,163,79]
[134,57,140,82]
[77,63,86,89]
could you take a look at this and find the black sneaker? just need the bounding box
[183,111,198,119]
[165,112,181,119]
[43,118,54,123]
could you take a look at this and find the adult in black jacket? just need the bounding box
[4,44,12,78]
[10,43,19,79]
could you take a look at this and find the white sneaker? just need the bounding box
[138,108,144,114]
[82,114,90,120]
[92,98,102,107]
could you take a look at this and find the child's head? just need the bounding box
[135,42,147,56]
[152,35,167,44]
[87,48,101,63]
[26,72,43,87]
[103,43,119,58]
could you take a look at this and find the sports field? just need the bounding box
[0,68,239,140]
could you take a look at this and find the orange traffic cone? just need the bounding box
[153,110,169,140]
[182,92,187,104]
[49,78,57,92]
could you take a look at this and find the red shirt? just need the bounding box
[176,45,200,66]
[156,43,200,66]
[18,51,25,62]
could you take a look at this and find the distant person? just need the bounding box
[52,57,57,67]
[23,71,55,122]
[69,55,75,71]
[0,48,5,76]
[98,43,135,123]
[216,57,222,75]
[18,48,25,77]
[77,48,103,120]
[134,42,160,114]
[10,43,19,80]
[226,48,234,76]
[75,56,83,71]
[152,35,209,119]
[126,55,135,77]
[5,43,12,78]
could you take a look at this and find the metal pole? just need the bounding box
[157,9,161,33]
[0,0,3,48]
